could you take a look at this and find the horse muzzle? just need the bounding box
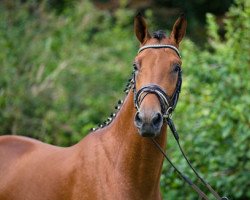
[134,111,163,137]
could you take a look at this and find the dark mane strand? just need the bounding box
[153,30,166,40]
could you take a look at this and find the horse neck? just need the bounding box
[102,89,167,194]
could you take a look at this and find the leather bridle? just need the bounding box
[133,44,229,200]
[133,71,182,119]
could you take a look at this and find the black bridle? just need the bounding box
[133,70,182,119]
[133,44,229,200]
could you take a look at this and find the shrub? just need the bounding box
[0,1,136,145]
[161,0,250,199]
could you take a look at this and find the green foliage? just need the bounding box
[0,1,136,145]
[0,0,249,199]
[161,0,250,199]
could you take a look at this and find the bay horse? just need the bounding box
[0,14,187,200]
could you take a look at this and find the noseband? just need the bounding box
[133,44,182,119]
[133,44,229,200]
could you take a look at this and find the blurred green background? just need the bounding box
[0,0,249,199]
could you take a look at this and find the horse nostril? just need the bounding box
[134,111,163,137]
[152,113,163,128]
[135,112,143,127]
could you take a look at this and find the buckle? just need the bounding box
[163,107,173,119]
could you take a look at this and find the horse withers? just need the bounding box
[0,14,186,200]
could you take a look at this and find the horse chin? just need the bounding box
[137,127,161,138]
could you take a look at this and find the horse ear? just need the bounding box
[170,14,187,45]
[134,13,151,44]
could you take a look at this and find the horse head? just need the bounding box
[133,14,187,137]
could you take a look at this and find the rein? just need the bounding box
[134,44,229,200]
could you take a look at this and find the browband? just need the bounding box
[138,44,181,58]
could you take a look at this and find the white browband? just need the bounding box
[138,44,181,58]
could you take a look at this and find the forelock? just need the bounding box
[152,30,166,40]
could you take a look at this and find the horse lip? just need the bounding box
[136,124,161,138]
[140,132,158,137]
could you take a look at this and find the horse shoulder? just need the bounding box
[0,135,80,200]
[0,135,39,164]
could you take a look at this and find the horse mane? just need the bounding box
[152,30,166,40]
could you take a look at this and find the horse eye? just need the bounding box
[173,65,181,73]
[133,63,138,71]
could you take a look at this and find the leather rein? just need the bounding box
[133,44,229,200]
